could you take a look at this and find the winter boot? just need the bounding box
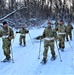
[60,47,64,52]
[24,43,26,46]
[2,58,9,62]
[66,39,69,41]
[6,55,11,61]
[41,58,47,64]
[19,43,22,46]
[51,55,56,60]
[70,38,72,41]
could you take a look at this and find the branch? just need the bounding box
[0,6,27,21]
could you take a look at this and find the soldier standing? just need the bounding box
[65,22,73,41]
[55,20,59,27]
[41,21,57,64]
[0,21,14,62]
[56,20,66,51]
[16,25,29,46]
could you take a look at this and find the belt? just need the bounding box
[2,35,9,38]
[20,34,25,36]
[44,37,54,41]
[58,32,66,35]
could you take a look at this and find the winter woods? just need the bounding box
[0,0,74,27]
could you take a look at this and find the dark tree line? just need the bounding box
[0,0,74,27]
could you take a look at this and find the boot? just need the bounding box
[66,39,69,41]
[2,58,9,62]
[19,43,22,46]
[24,43,26,46]
[70,38,72,40]
[6,55,11,61]
[42,58,46,64]
[61,47,64,52]
[51,55,56,60]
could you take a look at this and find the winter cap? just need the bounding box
[3,21,8,25]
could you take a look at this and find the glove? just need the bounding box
[26,30,29,33]
[8,35,14,40]
[16,31,19,33]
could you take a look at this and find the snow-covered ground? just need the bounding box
[0,21,74,75]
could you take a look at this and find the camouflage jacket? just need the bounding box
[56,24,66,35]
[0,27,14,40]
[55,21,59,27]
[65,24,73,33]
[19,28,29,36]
[42,26,57,41]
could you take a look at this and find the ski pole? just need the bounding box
[68,40,73,51]
[10,32,17,63]
[28,32,34,45]
[56,41,62,62]
[38,37,42,59]
[10,45,14,63]
[12,32,17,44]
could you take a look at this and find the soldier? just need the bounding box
[65,22,73,41]
[0,21,14,62]
[16,25,29,46]
[41,21,57,64]
[55,20,59,27]
[56,20,66,51]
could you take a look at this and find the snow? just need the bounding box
[29,18,37,21]
[0,21,74,75]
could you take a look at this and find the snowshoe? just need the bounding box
[60,48,64,52]
[50,56,57,61]
[70,39,72,41]
[1,58,10,62]
[23,44,26,47]
[41,58,47,64]
[19,43,22,46]
[59,48,64,52]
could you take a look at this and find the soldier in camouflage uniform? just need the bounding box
[0,21,14,62]
[56,20,66,51]
[65,22,73,41]
[16,25,29,46]
[42,21,57,64]
[55,20,59,27]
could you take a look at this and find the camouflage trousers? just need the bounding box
[19,35,26,45]
[43,40,55,59]
[66,32,72,40]
[58,35,65,49]
[2,38,11,59]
